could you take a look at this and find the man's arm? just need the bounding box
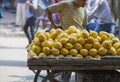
[26,0,38,10]
[26,0,34,8]
[46,8,56,27]
[45,8,62,29]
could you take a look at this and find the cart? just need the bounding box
[27,56,120,82]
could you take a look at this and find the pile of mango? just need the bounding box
[28,26,120,58]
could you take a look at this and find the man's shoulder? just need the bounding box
[58,0,73,5]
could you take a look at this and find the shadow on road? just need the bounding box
[0,46,26,49]
[0,60,27,67]
[9,75,34,82]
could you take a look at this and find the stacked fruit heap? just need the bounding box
[28,26,120,58]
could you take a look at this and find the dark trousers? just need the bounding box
[94,23,115,33]
[23,17,35,44]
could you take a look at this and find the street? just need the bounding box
[0,11,35,82]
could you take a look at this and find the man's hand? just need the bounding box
[26,0,31,7]
[45,8,62,29]
[53,24,63,29]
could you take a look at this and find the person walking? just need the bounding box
[23,0,37,46]
[15,0,26,27]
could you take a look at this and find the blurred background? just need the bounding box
[0,0,120,82]
[0,0,35,82]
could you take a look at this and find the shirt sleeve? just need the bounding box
[97,0,111,18]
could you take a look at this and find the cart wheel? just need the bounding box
[32,70,60,78]
[41,70,61,82]
[33,70,61,82]
[32,70,48,78]
[34,70,41,82]
[33,70,51,82]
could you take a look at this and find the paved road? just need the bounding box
[0,28,36,82]
[0,11,36,82]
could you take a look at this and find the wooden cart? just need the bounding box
[27,56,120,82]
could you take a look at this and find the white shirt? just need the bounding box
[26,0,38,18]
[86,0,112,24]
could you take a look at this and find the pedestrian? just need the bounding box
[23,0,37,46]
[45,0,87,81]
[86,0,114,33]
[15,0,26,27]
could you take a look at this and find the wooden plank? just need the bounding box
[76,70,120,82]
[27,57,120,82]
[28,65,120,70]
[28,57,120,66]
[27,57,120,70]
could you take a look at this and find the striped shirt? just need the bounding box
[48,1,87,30]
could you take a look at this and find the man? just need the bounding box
[45,0,87,30]
[45,0,87,81]
[23,0,37,46]
[15,0,26,27]
[86,0,114,33]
